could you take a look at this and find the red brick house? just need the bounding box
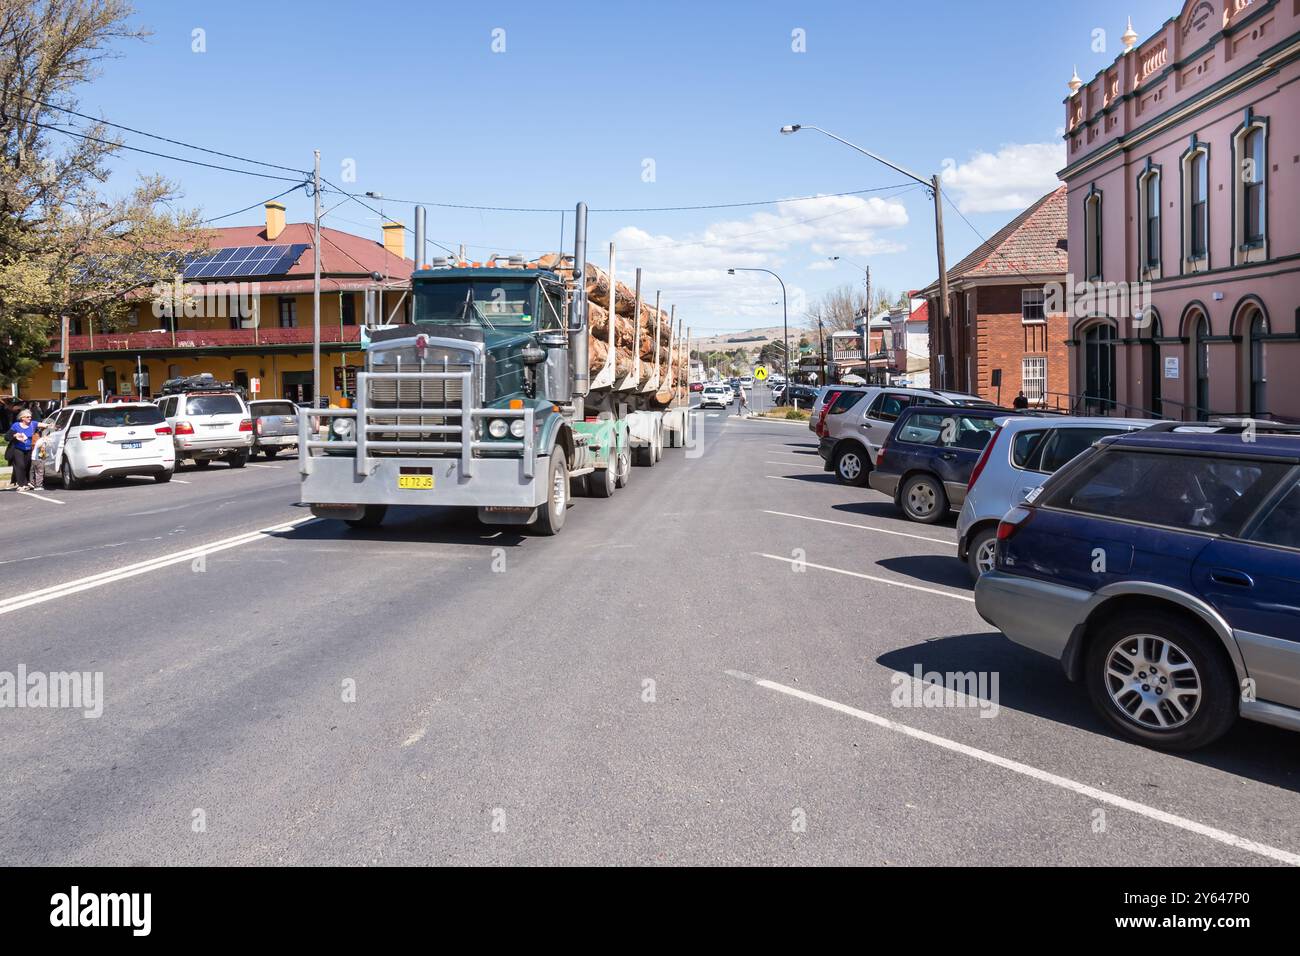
[918,185,1069,406]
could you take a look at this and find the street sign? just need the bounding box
[333,366,357,395]
[754,365,769,381]
[250,377,261,395]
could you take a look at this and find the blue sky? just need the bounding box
[76,0,1169,332]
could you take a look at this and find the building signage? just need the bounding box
[1164,356,1180,380]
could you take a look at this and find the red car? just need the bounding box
[689,382,704,392]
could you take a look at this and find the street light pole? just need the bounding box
[312,148,322,407]
[784,124,952,389]
[728,267,788,387]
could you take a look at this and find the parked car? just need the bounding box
[810,384,873,437]
[868,404,1010,523]
[699,384,733,409]
[975,421,1300,751]
[956,416,1149,581]
[43,402,175,488]
[818,385,993,487]
[689,381,704,393]
[156,383,252,468]
[770,382,786,402]
[247,399,300,459]
[776,384,818,408]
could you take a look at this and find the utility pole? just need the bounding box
[312,149,322,407]
[932,173,952,390]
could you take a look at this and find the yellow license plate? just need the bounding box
[397,475,434,490]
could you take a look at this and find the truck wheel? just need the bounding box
[194,459,211,469]
[615,448,631,488]
[634,440,654,468]
[571,473,590,497]
[653,426,663,462]
[263,448,278,459]
[590,465,616,498]
[345,505,387,530]
[1084,611,1236,751]
[528,452,568,536]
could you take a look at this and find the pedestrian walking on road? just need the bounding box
[5,407,36,490]
[736,386,750,417]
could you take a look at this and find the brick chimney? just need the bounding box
[265,201,286,241]
[382,221,405,259]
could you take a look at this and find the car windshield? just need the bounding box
[83,406,165,428]
[253,402,296,417]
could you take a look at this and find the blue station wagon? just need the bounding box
[975,422,1300,750]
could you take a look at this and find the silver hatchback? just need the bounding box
[955,416,1149,581]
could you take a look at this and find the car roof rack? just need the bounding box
[158,373,245,397]
[1142,418,1300,435]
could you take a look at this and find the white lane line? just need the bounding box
[756,552,974,603]
[0,516,314,616]
[763,461,824,470]
[171,479,191,484]
[16,491,65,505]
[246,463,281,470]
[724,669,1300,867]
[765,510,953,547]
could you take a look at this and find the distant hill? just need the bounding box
[691,326,794,353]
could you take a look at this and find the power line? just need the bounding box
[319,177,459,258]
[34,119,307,184]
[17,92,310,175]
[940,192,1049,289]
[201,183,306,224]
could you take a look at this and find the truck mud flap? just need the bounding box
[477,506,539,526]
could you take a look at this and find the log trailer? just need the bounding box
[298,203,692,535]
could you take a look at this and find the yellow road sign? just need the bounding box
[754,365,769,381]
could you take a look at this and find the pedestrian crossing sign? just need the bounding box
[754,366,769,381]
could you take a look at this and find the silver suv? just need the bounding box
[816,385,993,486]
[156,388,252,468]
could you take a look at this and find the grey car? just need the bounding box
[248,399,300,459]
[956,416,1149,582]
[817,385,993,486]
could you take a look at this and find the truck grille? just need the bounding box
[367,363,472,451]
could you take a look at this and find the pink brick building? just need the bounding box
[1060,0,1300,420]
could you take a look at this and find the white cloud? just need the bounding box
[599,193,909,322]
[940,143,1065,213]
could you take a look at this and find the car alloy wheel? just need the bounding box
[1103,634,1202,731]
[975,538,996,575]
[906,480,937,516]
[838,452,861,482]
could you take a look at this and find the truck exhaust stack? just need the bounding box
[570,201,589,398]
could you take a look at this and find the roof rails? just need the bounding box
[158,373,245,397]
[1142,418,1300,435]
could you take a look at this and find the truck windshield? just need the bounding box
[414,280,536,329]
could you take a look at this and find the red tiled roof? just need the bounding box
[919,185,1066,294]
[201,222,413,280]
[907,300,929,324]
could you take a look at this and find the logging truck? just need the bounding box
[297,202,692,535]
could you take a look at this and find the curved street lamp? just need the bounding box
[728,267,789,388]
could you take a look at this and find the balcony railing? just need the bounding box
[51,325,364,353]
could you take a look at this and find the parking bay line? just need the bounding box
[16,490,64,505]
[755,552,974,603]
[0,516,315,616]
[245,463,281,470]
[724,669,1300,866]
[764,510,953,547]
[763,461,825,470]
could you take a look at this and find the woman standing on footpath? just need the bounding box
[5,407,36,490]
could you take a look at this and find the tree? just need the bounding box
[0,0,206,385]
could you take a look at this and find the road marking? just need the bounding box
[16,490,64,505]
[768,447,817,454]
[763,461,824,470]
[724,669,1300,867]
[755,552,974,603]
[764,510,953,546]
[171,479,191,484]
[0,516,314,616]
[246,463,281,470]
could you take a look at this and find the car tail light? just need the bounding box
[155,426,172,436]
[77,429,106,441]
[996,506,1034,542]
[255,418,264,435]
[238,419,253,432]
[875,437,890,469]
[174,421,194,435]
[815,390,841,437]
[967,426,1002,492]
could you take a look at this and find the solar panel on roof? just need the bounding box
[183,243,310,279]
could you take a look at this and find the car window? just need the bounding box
[896,412,997,449]
[1011,430,1048,468]
[69,410,83,427]
[52,409,73,431]
[828,390,864,414]
[1247,477,1300,551]
[254,402,296,417]
[870,393,913,422]
[1042,450,1288,534]
[185,394,244,416]
[83,406,166,428]
[1034,427,1130,473]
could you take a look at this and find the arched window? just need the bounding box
[1138,167,1161,274]
[1233,116,1268,264]
[1248,310,1269,417]
[1192,313,1211,421]
[1083,323,1116,415]
[1182,143,1210,271]
[1084,190,1103,280]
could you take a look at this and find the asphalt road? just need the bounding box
[2,398,1298,865]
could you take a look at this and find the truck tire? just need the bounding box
[1084,611,1237,751]
[590,464,616,498]
[528,452,568,536]
[652,426,663,462]
[263,448,279,459]
[615,448,631,488]
[345,505,387,530]
[634,440,654,468]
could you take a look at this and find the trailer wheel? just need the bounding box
[589,464,616,498]
[615,448,631,488]
[634,441,654,468]
[653,426,663,462]
[528,452,568,536]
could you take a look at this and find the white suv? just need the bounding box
[156,389,253,468]
[44,402,176,488]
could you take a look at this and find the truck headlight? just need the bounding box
[331,418,354,439]
[509,420,526,439]
[488,418,509,439]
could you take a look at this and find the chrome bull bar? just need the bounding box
[298,370,536,480]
